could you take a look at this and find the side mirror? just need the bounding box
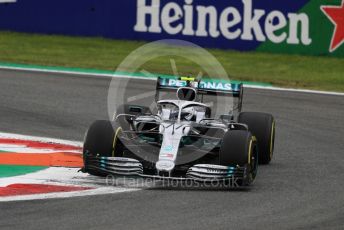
[219,114,234,122]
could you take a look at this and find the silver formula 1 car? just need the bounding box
[82,77,275,186]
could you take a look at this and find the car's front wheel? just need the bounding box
[219,130,258,185]
[83,120,123,176]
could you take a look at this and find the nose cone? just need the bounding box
[156,160,175,172]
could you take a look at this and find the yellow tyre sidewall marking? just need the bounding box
[112,127,122,157]
[248,136,256,165]
[270,121,275,159]
[248,136,257,181]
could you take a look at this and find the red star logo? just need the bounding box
[321,0,344,52]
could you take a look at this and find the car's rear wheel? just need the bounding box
[83,120,123,176]
[219,130,258,185]
[238,112,275,164]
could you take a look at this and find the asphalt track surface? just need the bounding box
[0,69,343,230]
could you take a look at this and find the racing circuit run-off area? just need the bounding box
[0,0,344,230]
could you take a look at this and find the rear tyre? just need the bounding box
[83,120,123,176]
[219,130,258,185]
[238,112,275,164]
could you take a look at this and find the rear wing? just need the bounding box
[156,77,244,112]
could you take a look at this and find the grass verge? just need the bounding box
[0,31,343,91]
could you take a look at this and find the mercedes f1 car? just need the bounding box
[82,77,275,186]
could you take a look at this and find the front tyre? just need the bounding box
[219,130,258,185]
[83,120,123,176]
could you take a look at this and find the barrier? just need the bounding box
[0,0,343,56]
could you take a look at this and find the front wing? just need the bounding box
[84,156,252,186]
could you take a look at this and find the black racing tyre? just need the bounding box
[83,120,124,176]
[219,130,258,184]
[238,112,275,164]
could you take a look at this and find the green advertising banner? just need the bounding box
[258,0,344,57]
